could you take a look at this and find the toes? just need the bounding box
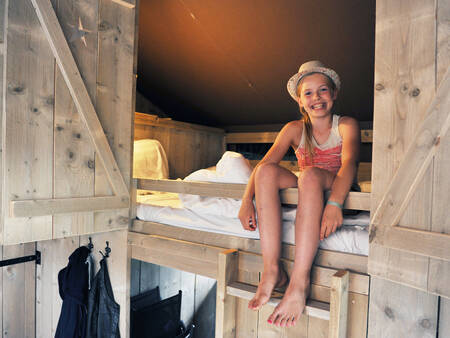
[279,316,289,327]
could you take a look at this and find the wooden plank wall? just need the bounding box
[1,0,135,242]
[368,0,448,337]
[0,0,137,336]
[134,113,225,179]
[131,260,217,337]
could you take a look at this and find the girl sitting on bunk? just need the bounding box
[238,60,360,328]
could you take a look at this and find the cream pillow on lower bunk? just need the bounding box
[133,139,169,179]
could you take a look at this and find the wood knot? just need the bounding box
[99,20,113,31]
[375,83,385,91]
[369,226,376,243]
[9,84,25,95]
[410,88,420,97]
[87,159,95,169]
[420,318,431,329]
[400,84,409,94]
[46,97,54,105]
[68,150,75,160]
[56,125,64,131]
[73,132,81,139]
[384,306,395,320]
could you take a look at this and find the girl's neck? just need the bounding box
[309,114,333,133]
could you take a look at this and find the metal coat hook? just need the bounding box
[99,241,111,258]
[87,237,94,252]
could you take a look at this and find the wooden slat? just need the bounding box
[135,112,224,134]
[235,270,259,338]
[30,0,129,197]
[225,130,373,144]
[227,282,330,320]
[3,0,54,245]
[379,226,450,261]
[3,243,36,338]
[110,0,135,8]
[328,270,349,338]
[11,196,129,218]
[94,0,135,234]
[131,221,369,274]
[215,249,238,338]
[137,179,371,210]
[52,0,97,238]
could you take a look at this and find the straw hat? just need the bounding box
[287,60,341,101]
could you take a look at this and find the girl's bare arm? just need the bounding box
[320,117,360,239]
[328,116,360,204]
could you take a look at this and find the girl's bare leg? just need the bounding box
[267,167,335,327]
[248,163,297,310]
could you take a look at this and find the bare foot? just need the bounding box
[267,282,310,327]
[248,266,288,311]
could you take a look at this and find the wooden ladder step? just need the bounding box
[226,281,330,321]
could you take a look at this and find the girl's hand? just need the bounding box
[320,204,343,240]
[239,199,257,231]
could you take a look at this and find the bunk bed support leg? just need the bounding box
[328,270,349,338]
[215,249,238,338]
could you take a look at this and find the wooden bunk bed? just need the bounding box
[130,112,371,337]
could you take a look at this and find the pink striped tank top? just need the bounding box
[295,114,342,175]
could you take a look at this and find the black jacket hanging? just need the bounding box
[55,246,91,338]
[86,257,120,338]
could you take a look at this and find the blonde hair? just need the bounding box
[296,73,337,160]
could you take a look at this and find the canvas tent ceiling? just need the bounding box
[137,0,375,127]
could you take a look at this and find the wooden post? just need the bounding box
[215,249,238,338]
[329,270,349,338]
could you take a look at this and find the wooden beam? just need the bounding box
[227,282,330,320]
[10,196,129,218]
[30,0,129,197]
[137,178,371,211]
[131,220,369,274]
[329,270,349,338]
[110,0,135,9]
[225,130,373,144]
[215,249,238,338]
[379,226,450,261]
[135,112,224,134]
[371,68,450,245]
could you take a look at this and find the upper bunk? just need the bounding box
[134,112,372,211]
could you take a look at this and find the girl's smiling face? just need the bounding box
[296,73,337,118]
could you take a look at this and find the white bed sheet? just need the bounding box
[136,193,369,255]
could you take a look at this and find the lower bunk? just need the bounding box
[129,220,369,338]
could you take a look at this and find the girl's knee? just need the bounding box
[255,162,281,183]
[297,167,325,188]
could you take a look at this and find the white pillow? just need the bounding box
[133,139,169,179]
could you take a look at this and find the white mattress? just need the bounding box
[136,192,370,256]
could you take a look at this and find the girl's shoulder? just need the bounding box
[280,119,303,148]
[337,115,360,139]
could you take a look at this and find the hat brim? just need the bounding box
[287,67,340,101]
